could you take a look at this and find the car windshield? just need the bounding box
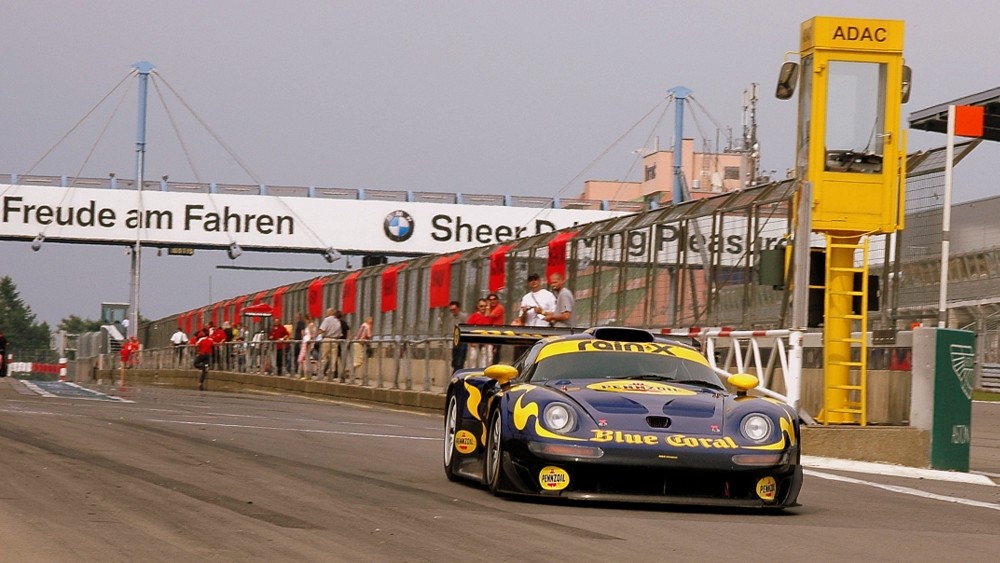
[530,350,723,389]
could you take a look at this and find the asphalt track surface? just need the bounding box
[0,379,997,562]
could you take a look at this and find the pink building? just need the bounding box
[581,138,746,204]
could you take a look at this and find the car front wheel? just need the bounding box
[443,395,460,481]
[484,409,507,494]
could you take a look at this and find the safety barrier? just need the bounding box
[982,363,1000,392]
[659,327,801,409]
[8,361,63,377]
[100,337,456,392]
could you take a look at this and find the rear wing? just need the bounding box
[454,324,701,351]
[454,324,582,346]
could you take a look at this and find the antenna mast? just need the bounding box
[742,83,760,187]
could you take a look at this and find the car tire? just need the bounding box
[443,395,460,481]
[484,409,507,495]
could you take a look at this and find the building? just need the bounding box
[580,138,748,204]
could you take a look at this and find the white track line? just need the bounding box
[805,469,1000,511]
[803,455,995,486]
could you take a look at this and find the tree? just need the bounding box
[0,276,53,361]
[58,315,103,334]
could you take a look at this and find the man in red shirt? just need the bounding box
[119,337,138,369]
[268,321,290,376]
[209,325,227,369]
[486,293,505,326]
[194,330,215,390]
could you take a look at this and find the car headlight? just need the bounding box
[542,402,577,434]
[740,414,773,442]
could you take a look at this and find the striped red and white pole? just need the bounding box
[58,357,68,382]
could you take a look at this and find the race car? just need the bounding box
[443,325,802,508]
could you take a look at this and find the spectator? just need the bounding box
[485,293,505,326]
[335,311,350,378]
[170,326,189,366]
[466,298,493,367]
[352,315,373,377]
[519,273,556,327]
[317,308,342,380]
[120,336,140,369]
[292,313,306,374]
[209,324,227,369]
[231,324,247,372]
[269,320,290,376]
[544,273,575,328]
[446,300,468,372]
[222,321,235,370]
[298,319,318,379]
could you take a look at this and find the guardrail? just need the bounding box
[982,363,1000,393]
[99,337,458,392]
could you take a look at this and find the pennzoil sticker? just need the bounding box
[756,476,777,502]
[454,430,477,454]
[587,380,696,396]
[539,466,570,491]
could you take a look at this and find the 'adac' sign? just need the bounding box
[801,16,904,53]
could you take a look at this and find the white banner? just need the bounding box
[0,184,626,254]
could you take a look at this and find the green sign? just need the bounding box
[930,328,975,471]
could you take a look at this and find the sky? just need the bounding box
[3,1,1000,329]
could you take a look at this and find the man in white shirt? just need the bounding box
[519,273,556,327]
[317,308,342,379]
[170,327,189,366]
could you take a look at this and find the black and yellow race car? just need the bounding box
[443,325,802,508]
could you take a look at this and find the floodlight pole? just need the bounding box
[668,86,692,205]
[128,61,154,338]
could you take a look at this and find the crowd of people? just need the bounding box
[162,311,375,383]
[128,273,572,383]
[447,272,575,370]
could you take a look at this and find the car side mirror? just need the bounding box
[775,61,799,100]
[484,364,518,385]
[727,373,760,396]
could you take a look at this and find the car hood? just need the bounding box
[535,378,727,433]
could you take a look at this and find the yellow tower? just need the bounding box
[777,16,910,424]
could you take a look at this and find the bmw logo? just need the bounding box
[383,210,414,242]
